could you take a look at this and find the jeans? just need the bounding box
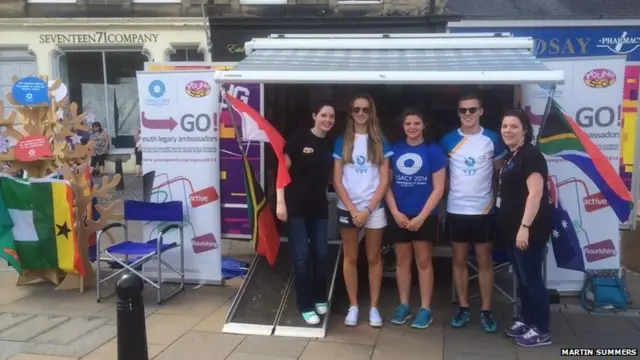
[287,217,329,313]
[505,241,550,334]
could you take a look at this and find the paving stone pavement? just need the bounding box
[0,176,638,359]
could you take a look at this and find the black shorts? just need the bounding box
[387,214,440,243]
[447,213,493,244]
[135,150,142,165]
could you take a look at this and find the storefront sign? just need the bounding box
[39,32,159,45]
[449,26,640,61]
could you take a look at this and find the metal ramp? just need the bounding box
[222,242,342,338]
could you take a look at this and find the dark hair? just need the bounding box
[459,93,483,107]
[400,108,434,143]
[92,122,103,132]
[502,108,534,144]
[311,100,334,115]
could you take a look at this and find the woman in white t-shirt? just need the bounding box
[333,94,393,328]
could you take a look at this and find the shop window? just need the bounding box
[64,51,146,149]
[239,0,287,4]
[170,48,205,62]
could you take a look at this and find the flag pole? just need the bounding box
[535,85,557,146]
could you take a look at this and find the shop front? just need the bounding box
[449,21,640,292]
[0,17,208,172]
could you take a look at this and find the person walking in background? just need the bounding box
[386,109,446,329]
[276,101,336,325]
[497,109,553,347]
[333,94,392,328]
[439,94,506,333]
[134,128,143,178]
[90,122,110,177]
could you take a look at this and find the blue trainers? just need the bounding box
[480,310,498,333]
[390,304,412,325]
[451,307,470,328]
[515,327,552,347]
[411,308,433,329]
[505,318,528,338]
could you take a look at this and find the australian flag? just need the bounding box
[550,197,585,272]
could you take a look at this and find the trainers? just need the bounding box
[344,306,359,327]
[390,304,412,325]
[301,311,320,325]
[505,318,528,338]
[411,308,434,329]
[515,327,552,347]
[451,307,470,328]
[315,302,329,316]
[480,310,498,333]
[369,307,383,327]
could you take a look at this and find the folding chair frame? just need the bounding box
[452,256,518,319]
[96,221,185,305]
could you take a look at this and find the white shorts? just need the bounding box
[364,207,387,229]
[337,207,387,230]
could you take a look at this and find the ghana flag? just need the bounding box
[241,152,280,266]
[0,175,84,275]
[537,98,632,223]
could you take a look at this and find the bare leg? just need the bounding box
[413,241,434,309]
[394,242,413,305]
[452,242,469,307]
[475,242,494,311]
[341,227,360,307]
[364,228,383,308]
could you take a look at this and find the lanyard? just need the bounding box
[498,145,523,194]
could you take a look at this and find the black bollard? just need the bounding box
[115,158,125,191]
[116,273,148,360]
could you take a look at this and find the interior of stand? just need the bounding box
[262,83,516,243]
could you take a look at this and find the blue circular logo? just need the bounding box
[148,80,166,99]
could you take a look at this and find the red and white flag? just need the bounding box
[222,92,291,190]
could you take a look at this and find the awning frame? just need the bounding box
[213,33,565,86]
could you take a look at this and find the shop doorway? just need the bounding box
[57,51,147,149]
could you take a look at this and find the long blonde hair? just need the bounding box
[342,94,385,165]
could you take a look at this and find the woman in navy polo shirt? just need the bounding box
[385,109,446,329]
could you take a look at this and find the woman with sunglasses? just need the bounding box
[386,109,446,329]
[333,94,392,328]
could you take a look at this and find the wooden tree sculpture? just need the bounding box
[1,75,123,292]
[58,163,123,292]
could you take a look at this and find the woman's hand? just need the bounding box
[516,226,529,250]
[353,210,370,228]
[276,201,287,222]
[391,210,410,228]
[406,214,427,232]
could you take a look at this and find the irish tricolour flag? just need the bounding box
[0,175,83,275]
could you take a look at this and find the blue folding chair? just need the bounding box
[96,200,185,304]
[452,245,518,318]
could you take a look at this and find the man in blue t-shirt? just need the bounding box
[439,94,506,333]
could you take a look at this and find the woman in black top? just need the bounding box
[496,109,553,348]
[277,101,335,325]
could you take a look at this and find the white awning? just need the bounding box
[213,34,565,85]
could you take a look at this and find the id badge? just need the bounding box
[496,197,501,208]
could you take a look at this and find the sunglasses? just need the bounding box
[352,106,371,115]
[458,107,480,115]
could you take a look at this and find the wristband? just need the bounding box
[521,223,530,229]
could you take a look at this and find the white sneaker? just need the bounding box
[315,302,329,315]
[344,306,359,326]
[301,311,320,325]
[369,307,383,327]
